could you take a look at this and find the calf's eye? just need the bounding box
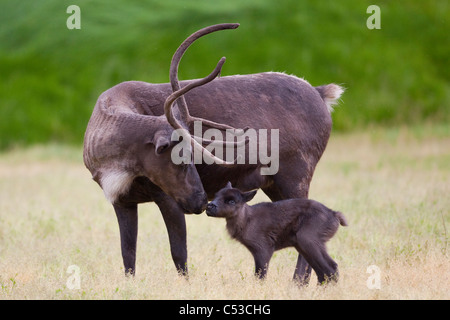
[226,199,235,205]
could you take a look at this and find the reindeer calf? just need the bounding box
[206,182,348,284]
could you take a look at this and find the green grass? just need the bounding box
[0,127,448,299]
[1,0,449,149]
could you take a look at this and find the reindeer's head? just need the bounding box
[206,182,257,218]
[143,23,243,214]
[86,23,245,214]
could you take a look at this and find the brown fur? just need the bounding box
[207,182,347,284]
[83,24,344,277]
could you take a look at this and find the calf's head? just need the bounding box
[206,182,257,218]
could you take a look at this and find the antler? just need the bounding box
[165,57,226,131]
[169,23,245,133]
[164,57,238,165]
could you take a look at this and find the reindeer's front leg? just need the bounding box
[154,193,189,277]
[251,247,274,279]
[113,203,138,276]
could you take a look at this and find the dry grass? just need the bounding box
[0,127,448,299]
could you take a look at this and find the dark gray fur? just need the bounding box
[207,182,348,284]
[83,24,344,278]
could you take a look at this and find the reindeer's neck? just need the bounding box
[225,206,251,241]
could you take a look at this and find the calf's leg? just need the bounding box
[263,171,313,284]
[321,250,339,282]
[297,239,339,284]
[251,248,274,279]
[293,253,312,285]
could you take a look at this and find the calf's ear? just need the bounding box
[241,190,257,203]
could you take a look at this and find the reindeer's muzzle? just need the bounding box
[180,191,208,214]
[206,202,217,216]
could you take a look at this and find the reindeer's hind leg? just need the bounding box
[263,164,313,284]
[322,250,339,282]
[293,252,312,285]
[296,236,338,284]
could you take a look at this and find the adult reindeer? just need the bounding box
[83,23,344,283]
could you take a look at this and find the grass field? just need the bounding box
[0,126,448,299]
[1,0,449,148]
[1,0,448,300]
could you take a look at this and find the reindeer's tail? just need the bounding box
[315,84,345,113]
[335,211,348,227]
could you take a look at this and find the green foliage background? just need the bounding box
[1,0,449,149]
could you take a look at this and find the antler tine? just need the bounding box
[164,57,237,166]
[164,57,226,131]
[169,23,246,133]
[170,23,239,120]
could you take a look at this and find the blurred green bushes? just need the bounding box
[0,0,449,149]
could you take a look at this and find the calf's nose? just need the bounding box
[206,202,217,216]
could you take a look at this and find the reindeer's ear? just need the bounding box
[226,181,233,189]
[154,134,171,155]
[147,128,175,155]
[241,190,257,203]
